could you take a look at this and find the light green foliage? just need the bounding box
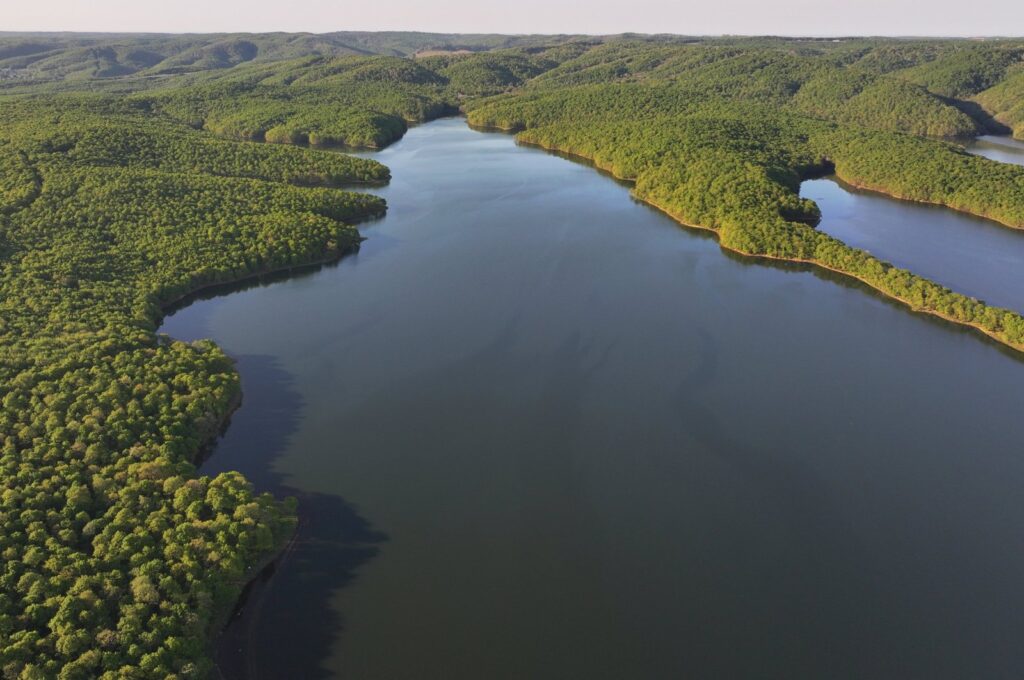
[976,68,1024,139]
[141,59,456,148]
[468,51,1024,349]
[792,71,980,137]
[812,127,1024,225]
[0,93,384,677]
[425,51,560,95]
[896,43,1024,98]
[4,33,1024,678]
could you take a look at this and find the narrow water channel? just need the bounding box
[801,176,1024,312]
[163,119,1024,679]
[967,134,1024,166]
[801,133,1024,313]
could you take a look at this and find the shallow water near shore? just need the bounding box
[163,118,1024,679]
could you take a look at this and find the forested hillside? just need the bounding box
[977,70,1024,138]
[465,39,1024,349]
[3,33,1024,679]
[0,31,593,83]
[0,91,394,679]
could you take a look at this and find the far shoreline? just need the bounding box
[469,120,1024,355]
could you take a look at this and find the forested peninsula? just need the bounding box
[3,32,1024,678]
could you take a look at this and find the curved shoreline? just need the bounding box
[641,197,1024,355]
[829,174,1024,231]
[157,241,367,320]
[473,123,1024,355]
[160,113,450,678]
[156,237,372,677]
[169,118,1023,676]
[208,513,306,680]
[471,120,1024,230]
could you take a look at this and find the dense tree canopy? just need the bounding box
[976,69,1024,138]
[2,33,1024,678]
[463,39,1024,349]
[0,92,389,678]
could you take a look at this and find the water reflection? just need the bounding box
[802,175,1024,312]
[161,323,389,679]
[163,119,1024,679]
[966,134,1024,166]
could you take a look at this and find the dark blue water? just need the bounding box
[163,119,1024,680]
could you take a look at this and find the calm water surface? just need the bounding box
[163,119,1024,679]
[801,176,1024,312]
[967,134,1024,166]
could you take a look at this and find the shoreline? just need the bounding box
[156,238,371,677]
[158,112,449,677]
[828,174,1024,231]
[163,116,1022,676]
[641,197,1024,355]
[157,241,366,321]
[221,106,463,155]
[207,513,303,680]
[477,123,1024,355]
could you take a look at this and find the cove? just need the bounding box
[801,176,1024,312]
[162,118,1024,679]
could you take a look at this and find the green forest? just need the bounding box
[3,32,1024,678]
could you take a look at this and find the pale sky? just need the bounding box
[6,0,1024,37]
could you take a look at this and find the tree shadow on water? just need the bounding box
[202,354,388,680]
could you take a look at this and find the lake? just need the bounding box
[162,118,1024,679]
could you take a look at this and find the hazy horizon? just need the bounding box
[7,0,1024,38]
[3,30,1024,39]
